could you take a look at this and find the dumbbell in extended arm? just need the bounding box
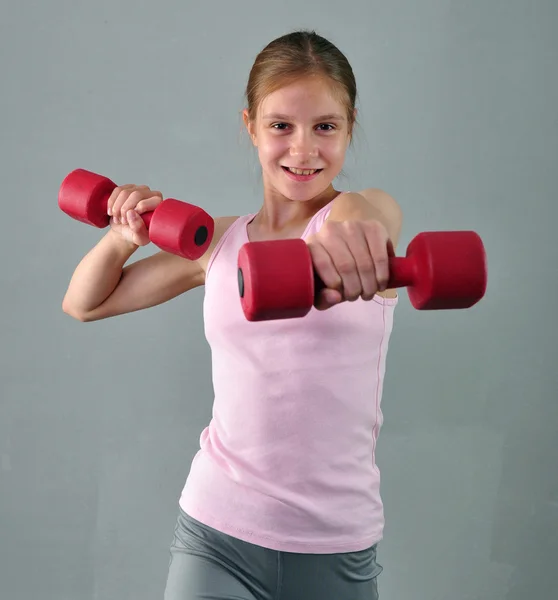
[237,230,487,321]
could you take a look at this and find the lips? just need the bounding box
[281,166,323,182]
[282,166,323,175]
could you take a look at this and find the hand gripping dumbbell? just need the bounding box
[237,231,487,321]
[58,169,214,260]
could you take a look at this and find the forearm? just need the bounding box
[62,229,139,317]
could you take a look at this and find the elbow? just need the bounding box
[62,299,92,322]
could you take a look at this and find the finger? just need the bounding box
[341,222,378,301]
[135,193,163,214]
[314,287,344,311]
[121,188,159,225]
[107,184,135,217]
[119,190,146,224]
[307,241,343,296]
[127,210,149,243]
[321,229,363,302]
[110,188,134,223]
[127,209,145,230]
[363,222,391,292]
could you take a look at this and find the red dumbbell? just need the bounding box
[58,169,214,260]
[237,230,487,321]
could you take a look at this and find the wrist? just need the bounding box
[106,228,139,254]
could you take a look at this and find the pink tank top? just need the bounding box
[179,200,398,553]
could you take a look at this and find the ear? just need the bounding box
[242,109,258,147]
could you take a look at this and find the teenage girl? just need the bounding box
[62,30,403,600]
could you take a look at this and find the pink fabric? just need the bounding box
[179,200,398,553]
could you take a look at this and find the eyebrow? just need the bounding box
[262,113,346,121]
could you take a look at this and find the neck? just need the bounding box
[253,184,340,235]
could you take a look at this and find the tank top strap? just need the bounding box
[301,192,348,239]
[205,214,254,281]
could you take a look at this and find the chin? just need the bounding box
[280,186,325,202]
[280,177,334,199]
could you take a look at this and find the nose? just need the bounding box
[289,131,318,162]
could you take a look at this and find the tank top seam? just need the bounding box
[372,302,388,469]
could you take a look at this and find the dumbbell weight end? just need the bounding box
[58,169,154,229]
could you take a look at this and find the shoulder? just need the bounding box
[197,215,240,273]
[327,188,403,248]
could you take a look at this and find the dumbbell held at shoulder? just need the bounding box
[58,169,214,261]
[237,219,488,321]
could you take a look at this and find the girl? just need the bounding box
[63,30,403,600]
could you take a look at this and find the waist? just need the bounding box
[210,375,379,458]
[180,445,384,553]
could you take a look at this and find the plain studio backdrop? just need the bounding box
[1,1,556,599]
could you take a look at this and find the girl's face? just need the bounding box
[244,77,354,202]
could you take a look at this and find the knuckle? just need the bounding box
[115,188,130,204]
[138,194,163,211]
[336,259,354,275]
[312,256,331,275]
[319,221,337,238]
[122,191,142,210]
[342,220,360,235]
[130,215,143,229]
[358,257,375,273]
[379,274,390,288]
[374,265,390,289]
[346,283,363,301]
[375,255,389,268]
[368,219,384,234]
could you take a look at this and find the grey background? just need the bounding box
[1,1,557,599]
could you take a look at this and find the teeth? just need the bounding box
[287,167,318,176]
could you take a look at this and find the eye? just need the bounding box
[270,122,336,132]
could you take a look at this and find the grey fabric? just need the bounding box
[164,507,382,600]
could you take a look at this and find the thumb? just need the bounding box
[128,210,149,244]
[314,288,343,311]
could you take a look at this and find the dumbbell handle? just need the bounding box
[386,258,416,288]
[313,256,414,295]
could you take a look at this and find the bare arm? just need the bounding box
[62,215,239,322]
[61,229,205,322]
[328,189,403,249]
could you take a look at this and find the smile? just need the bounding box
[282,166,323,181]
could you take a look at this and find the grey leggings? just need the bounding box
[164,507,382,600]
